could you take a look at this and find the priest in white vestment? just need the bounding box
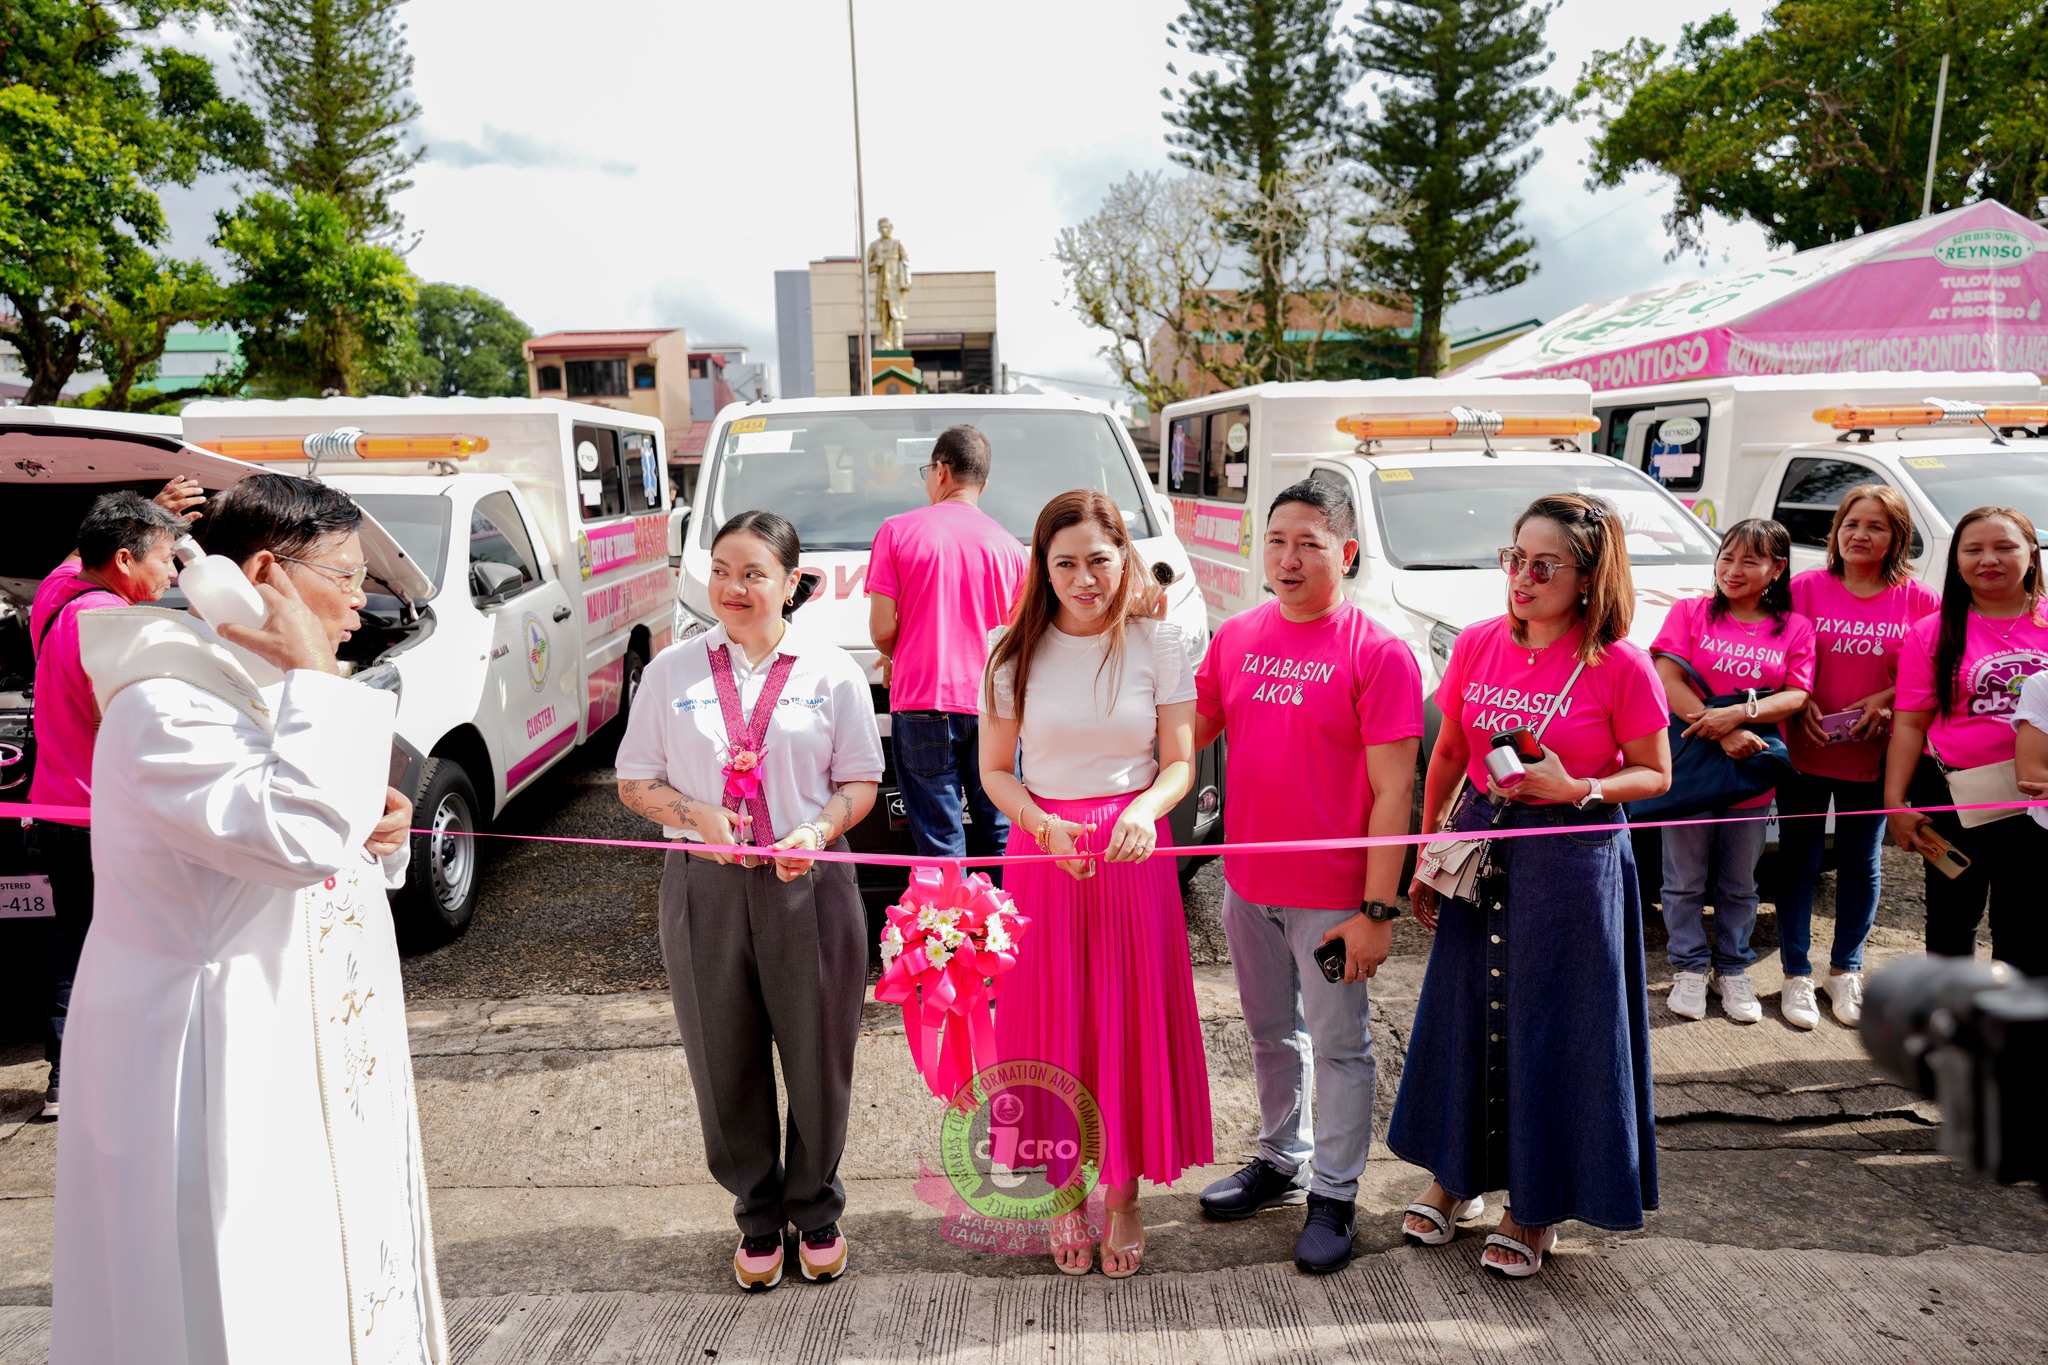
[52,473,446,1365]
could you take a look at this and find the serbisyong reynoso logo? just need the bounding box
[1932,227,2037,268]
[925,1059,1106,1254]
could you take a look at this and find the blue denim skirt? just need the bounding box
[1388,794,1658,1231]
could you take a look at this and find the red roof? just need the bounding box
[527,328,676,355]
[673,421,713,459]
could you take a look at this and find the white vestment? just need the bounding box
[52,608,447,1365]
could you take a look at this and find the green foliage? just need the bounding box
[215,190,419,396]
[1575,2,2048,255]
[237,0,424,240]
[414,283,531,397]
[79,254,233,412]
[1354,0,1562,376]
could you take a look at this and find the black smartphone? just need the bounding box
[1313,938,1347,984]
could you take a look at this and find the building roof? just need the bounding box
[527,329,678,356]
[674,420,713,459]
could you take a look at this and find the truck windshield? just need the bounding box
[1369,463,1720,569]
[702,408,1156,549]
[1895,449,2048,544]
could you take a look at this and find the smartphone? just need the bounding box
[1818,709,1864,743]
[1919,831,1972,880]
[1312,938,1347,984]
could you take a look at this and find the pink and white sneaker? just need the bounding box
[733,1230,785,1292]
[798,1223,848,1283]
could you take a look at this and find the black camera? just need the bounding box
[1861,956,2048,1190]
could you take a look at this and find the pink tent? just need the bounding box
[1457,201,2048,385]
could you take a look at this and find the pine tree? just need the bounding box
[237,0,423,241]
[1354,0,1560,374]
[1163,0,1350,378]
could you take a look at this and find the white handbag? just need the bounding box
[1415,658,1588,903]
[1944,758,2025,829]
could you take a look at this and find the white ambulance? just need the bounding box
[180,398,675,938]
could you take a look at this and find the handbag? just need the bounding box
[1940,756,2025,829]
[1415,657,1588,903]
[1625,652,1793,823]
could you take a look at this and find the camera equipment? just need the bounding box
[1861,956,2047,1190]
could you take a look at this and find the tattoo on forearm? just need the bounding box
[620,778,715,833]
[817,787,858,841]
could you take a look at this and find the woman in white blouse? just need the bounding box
[979,489,1214,1279]
[617,510,884,1293]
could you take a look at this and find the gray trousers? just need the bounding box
[658,843,867,1238]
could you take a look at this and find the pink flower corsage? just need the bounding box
[722,747,765,803]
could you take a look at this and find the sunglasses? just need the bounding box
[276,554,369,594]
[1497,548,1575,584]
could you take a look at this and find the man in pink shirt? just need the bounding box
[867,425,1027,859]
[27,490,189,1119]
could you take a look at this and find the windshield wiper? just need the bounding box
[1397,561,1487,571]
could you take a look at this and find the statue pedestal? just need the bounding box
[870,349,924,395]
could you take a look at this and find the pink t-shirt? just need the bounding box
[867,500,1027,714]
[28,562,126,825]
[1195,601,1423,910]
[1787,569,1941,782]
[1438,616,1668,801]
[1895,606,2048,769]
[1649,595,1816,808]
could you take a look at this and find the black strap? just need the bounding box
[33,580,112,657]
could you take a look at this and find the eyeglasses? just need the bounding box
[916,462,941,478]
[276,554,369,593]
[1498,548,1575,584]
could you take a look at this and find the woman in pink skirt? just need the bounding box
[978,488,1212,1278]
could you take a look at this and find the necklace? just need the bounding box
[1525,639,1550,666]
[1972,608,2027,643]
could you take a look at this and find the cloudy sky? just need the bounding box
[159,0,1780,393]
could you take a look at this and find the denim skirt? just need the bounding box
[1388,795,1658,1231]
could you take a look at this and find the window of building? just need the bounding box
[537,364,563,392]
[1166,416,1204,496]
[1204,407,1251,504]
[632,363,656,390]
[688,357,710,379]
[566,358,629,398]
[470,492,542,598]
[574,424,626,520]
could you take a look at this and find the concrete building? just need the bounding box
[525,328,742,498]
[0,324,239,405]
[775,258,998,398]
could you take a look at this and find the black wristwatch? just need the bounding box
[1361,898,1402,923]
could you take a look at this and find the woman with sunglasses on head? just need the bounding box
[1885,505,2048,977]
[978,489,1212,1279]
[1776,488,1939,1029]
[1650,519,1815,1026]
[1391,493,1671,1281]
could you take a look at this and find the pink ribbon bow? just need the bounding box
[874,863,1029,1107]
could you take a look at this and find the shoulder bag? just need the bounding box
[1625,651,1792,823]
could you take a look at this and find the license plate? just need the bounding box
[0,873,54,919]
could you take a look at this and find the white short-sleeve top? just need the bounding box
[987,619,1196,800]
[616,620,885,840]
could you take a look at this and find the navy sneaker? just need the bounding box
[1199,1157,1310,1222]
[1293,1194,1357,1275]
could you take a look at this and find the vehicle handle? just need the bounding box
[553,606,572,623]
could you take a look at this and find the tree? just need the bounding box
[1575,3,2048,257]
[1353,0,1562,375]
[237,0,424,240]
[1163,0,1351,377]
[0,0,259,403]
[215,190,419,395]
[414,283,531,397]
[78,255,231,412]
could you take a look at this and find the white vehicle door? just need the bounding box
[1164,404,1259,626]
[468,489,579,801]
[1760,450,1914,575]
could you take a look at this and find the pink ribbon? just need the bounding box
[873,862,1028,1106]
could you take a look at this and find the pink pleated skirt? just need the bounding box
[993,790,1213,1189]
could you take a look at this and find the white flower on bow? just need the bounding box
[984,920,1013,954]
[926,940,953,970]
[880,923,904,966]
[939,922,968,950]
[917,904,956,934]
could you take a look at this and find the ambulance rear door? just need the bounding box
[1163,402,1260,629]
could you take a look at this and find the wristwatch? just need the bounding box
[1575,776,1605,809]
[1362,898,1402,923]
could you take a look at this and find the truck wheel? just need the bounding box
[619,647,647,728]
[397,758,481,941]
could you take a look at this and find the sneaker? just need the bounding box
[36,1086,58,1121]
[1198,1156,1310,1221]
[1293,1194,1357,1275]
[797,1223,848,1283]
[1781,976,1820,1030]
[1713,972,1763,1024]
[733,1230,785,1292]
[1668,970,1709,1020]
[1822,971,1864,1027]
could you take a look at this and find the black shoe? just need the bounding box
[1293,1194,1357,1275]
[1199,1157,1310,1221]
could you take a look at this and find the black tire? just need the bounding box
[618,647,647,728]
[395,757,482,942]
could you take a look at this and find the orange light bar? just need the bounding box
[1336,410,1600,441]
[208,438,312,461]
[206,432,488,461]
[351,434,487,459]
[1812,402,2048,430]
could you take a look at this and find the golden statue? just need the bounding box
[866,217,911,352]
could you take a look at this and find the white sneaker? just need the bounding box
[1780,976,1820,1029]
[1822,971,1864,1027]
[1713,973,1763,1024]
[1668,970,1709,1020]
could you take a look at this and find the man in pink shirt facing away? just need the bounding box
[27,488,193,1119]
[867,425,1027,860]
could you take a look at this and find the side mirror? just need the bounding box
[667,505,692,569]
[470,560,525,607]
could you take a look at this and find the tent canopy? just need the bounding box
[1457,201,2048,387]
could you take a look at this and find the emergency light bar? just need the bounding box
[1812,401,2048,430]
[1335,409,1601,441]
[208,430,489,461]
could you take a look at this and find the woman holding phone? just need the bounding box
[1885,505,2048,978]
[1777,487,1938,1029]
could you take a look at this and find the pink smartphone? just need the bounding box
[1819,709,1864,743]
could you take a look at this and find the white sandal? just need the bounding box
[1481,1223,1557,1279]
[1401,1194,1486,1246]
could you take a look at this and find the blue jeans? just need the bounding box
[891,711,1007,860]
[1221,888,1376,1201]
[1660,807,1770,975]
[1774,770,1884,977]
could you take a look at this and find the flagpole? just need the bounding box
[849,0,872,396]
